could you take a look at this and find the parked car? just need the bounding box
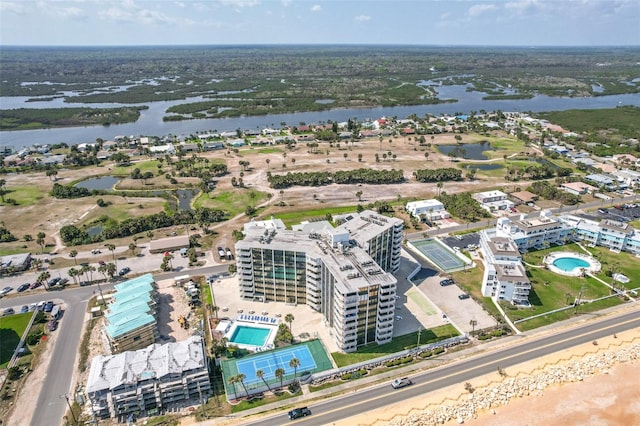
[98,260,106,266]
[58,278,69,286]
[288,407,312,420]
[2,308,15,316]
[17,283,30,292]
[47,320,58,332]
[91,249,101,254]
[391,377,413,389]
[48,277,61,287]
[440,279,454,286]
[30,282,42,289]
[0,286,14,296]
[458,293,470,300]
[217,246,226,258]
[20,305,29,313]
[118,267,131,276]
[43,301,54,313]
[226,248,233,260]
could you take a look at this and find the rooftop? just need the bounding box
[86,336,206,394]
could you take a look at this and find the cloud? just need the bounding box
[354,15,371,22]
[504,0,545,15]
[218,0,260,7]
[175,1,185,8]
[0,1,25,14]
[468,4,496,17]
[281,0,292,6]
[310,4,321,12]
[98,0,174,25]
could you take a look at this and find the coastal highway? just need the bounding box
[0,265,230,426]
[244,310,640,426]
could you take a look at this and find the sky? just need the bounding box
[1,0,639,47]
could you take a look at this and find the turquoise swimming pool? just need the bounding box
[552,257,590,272]
[229,325,270,346]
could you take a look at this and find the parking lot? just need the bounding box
[591,204,640,222]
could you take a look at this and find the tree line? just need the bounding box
[413,168,463,183]
[59,208,226,246]
[267,168,404,189]
[437,192,491,222]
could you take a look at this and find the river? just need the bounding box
[2,84,640,150]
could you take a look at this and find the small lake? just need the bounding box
[438,141,494,160]
[75,176,121,190]
[463,163,503,171]
[86,225,103,237]
[175,189,198,211]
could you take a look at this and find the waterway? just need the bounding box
[2,85,640,150]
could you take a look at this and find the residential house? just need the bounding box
[560,182,597,196]
[405,199,450,220]
[472,190,515,212]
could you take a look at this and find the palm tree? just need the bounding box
[128,242,137,256]
[289,357,300,382]
[38,271,51,290]
[36,232,46,253]
[256,369,272,392]
[227,375,238,400]
[107,244,116,266]
[275,368,285,389]
[284,313,295,342]
[98,264,108,281]
[236,373,249,398]
[69,250,78,265]
[68,267,79,285]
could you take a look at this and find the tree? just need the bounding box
[68,267,79,285]
[38,271,51,290]
[256,369,272,392]
[105,262,117,280]
[265,158,270,169]
[36,232,46,253]
[107,244,116,266]
[128,242,137,256]
[236,373,249,398]
[424,152,429,161]
[228,375,238,400]
[355,191,363,202]
[285,314,295,342]
[275,368,285,389]
[0,178,6,203]
[46,168,58,182]
[289,357,300,381]
[469,319,478,335]
[69,250,78,265]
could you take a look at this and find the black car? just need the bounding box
[48,277,61,287]
[440,278,454,286]
[458,293,470,300]
[17,283,30,292]
[118,267,131,276]
[288,407,311,420]
[43,301,55,313]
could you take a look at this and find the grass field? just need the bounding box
[1,185,47,206]
[112,159,160,176]
[271,205,360,228]
[331,324,459,367]
[194,189,270,217]
[406,287,437,315]
[536,106,640,135]
[0,313,32,368]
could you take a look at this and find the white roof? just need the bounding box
[406,199,444,209]
[86,336,205,393]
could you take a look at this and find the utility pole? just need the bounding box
[60,394,77,425]
[574,284,586,315]
[416,328,422,349]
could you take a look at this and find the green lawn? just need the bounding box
[585,246,640,291]
[194,189,270,217]
[1,185,47,206]
[516,297,622,331]
[331,324,459,368]
[274,205,360,228]
[0,312,32,368]
[112,159,160,176]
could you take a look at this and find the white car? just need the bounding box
[391,377,412,389]
[395,315,403,321]
[0,286,14,296]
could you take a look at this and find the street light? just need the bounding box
[416,328,422,349]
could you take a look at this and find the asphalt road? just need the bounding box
[0,265,230,426]
[246,310,640,426]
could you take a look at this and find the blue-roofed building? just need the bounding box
[103,274,159,354]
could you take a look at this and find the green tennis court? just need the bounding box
[410,238,465,272]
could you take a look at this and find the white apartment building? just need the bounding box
[472,190,515,212]
[479,231,530,304]
[86,336,210,421]
[558,215,640,254]
[405,199,450,220]
[495,210,573,252]
[235,210,403,352]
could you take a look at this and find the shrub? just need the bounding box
[432,347,445,355]
[27,330,44,345]
[419,351,433,358]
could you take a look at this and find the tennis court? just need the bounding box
[221,339,333,397]
[409,238,466,272]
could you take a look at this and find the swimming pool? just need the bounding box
[552,257,590,272]
[229,325,270,346]
[544,252,601,277]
